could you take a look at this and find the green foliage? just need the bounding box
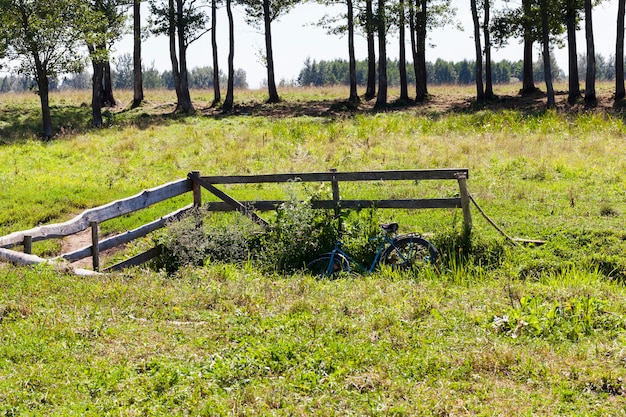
[492,293,625,342]
[258,198,338,273]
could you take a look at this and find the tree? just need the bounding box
[483,0,494,98]
[559,0,582,103]
[363,0,377,100]
[374,0,388,108]
[616,0,625,101]
[150,0,209,113]
[2,0,86,139]
[471,0,485,102]
[211,0,221,106]
[84,0,127,127]
[410,0,455,102]
[314,0,359,104]
[133,0,144,107]
[492,0,539,94]
[540,0,555,107]
[397,0,409,102]
[584,0,596,104]
[239,0,298,103]
[222,0,235,111]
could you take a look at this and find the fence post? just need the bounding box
[455,173,472,236]
[330,168,341,218]
[90,221,100,271]
[191,170,202,207]
[23,236,32,255]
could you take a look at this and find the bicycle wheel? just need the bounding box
[307,253,350,278]
[381,234,437,269]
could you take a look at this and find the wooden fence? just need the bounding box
[0,168,470,274]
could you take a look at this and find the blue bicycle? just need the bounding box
[306,222,437,277]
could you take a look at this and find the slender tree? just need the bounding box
[211,0,221,106]
[132,0,144,107]
[410,0,455,102]
[347,0,359,104]
[150,0,208,113]
[364,0,377,100]
[239,0,299,103]
[413,0,428,101]
[564,0,582,104]
[313,0,359,104]
[85,0,126,127]
[374,0,387,108]
[521,0,537,93]
[398,0,409,102]
[540,0,555,107]
[223,0,235,111]
[616,0,625,101]
[471,0,484,102]
[2,0,86,139]
[483,0,494,98]
[584,0,596,104]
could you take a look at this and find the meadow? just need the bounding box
[1,84,626,415]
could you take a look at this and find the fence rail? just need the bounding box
[0,168,471,274]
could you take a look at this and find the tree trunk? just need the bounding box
[91,59,104,128]
[365,0,376,100]
[168,0,183,110]
[584,0,596,104]
[347,0,359,105]
[616,0,625,101]
[566,0,580,104]
[483,0,494,98]
[211,0,221,107]
[398,0,409,102]
[102,59,116,107]
[521,0,536,94]
[35,62,53,139]
[471,0,484,103]
[415,0,428,102]
[263,0,280,103]
[409,3,419,99]
[177,0,194,112]
[541,0,555,107]
[374,0,387,108]
[223,0,235,111]
[132,0,144,108]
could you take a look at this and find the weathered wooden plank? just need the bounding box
[205,198,463,212]
[0,248,100,276]
[59,205,194,263]
[103,245,164,273]
[189,172,269,227]
[198,168,470,185]
[0,179,193,249]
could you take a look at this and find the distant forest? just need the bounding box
[2,52,620,94]
[0,54,249,93]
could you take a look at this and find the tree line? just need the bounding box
[2,0,626,139]
[1,54,248,93]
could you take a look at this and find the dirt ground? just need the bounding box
[198,83,624,119]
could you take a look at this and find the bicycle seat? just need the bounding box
[380,222,399,234]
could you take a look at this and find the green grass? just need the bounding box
[2,84,626,414]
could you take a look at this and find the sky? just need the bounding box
[116,0,620,89]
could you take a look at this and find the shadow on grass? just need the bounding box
[1,87,624,142]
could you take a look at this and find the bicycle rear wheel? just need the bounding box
[307,253,350,278]
[381,235,437,269]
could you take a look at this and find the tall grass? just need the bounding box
[2,84,626,414]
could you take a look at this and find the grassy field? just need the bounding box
[1,84,626,415]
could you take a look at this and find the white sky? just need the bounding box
[117,0,619,89]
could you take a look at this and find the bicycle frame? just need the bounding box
[324,234,396,274]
